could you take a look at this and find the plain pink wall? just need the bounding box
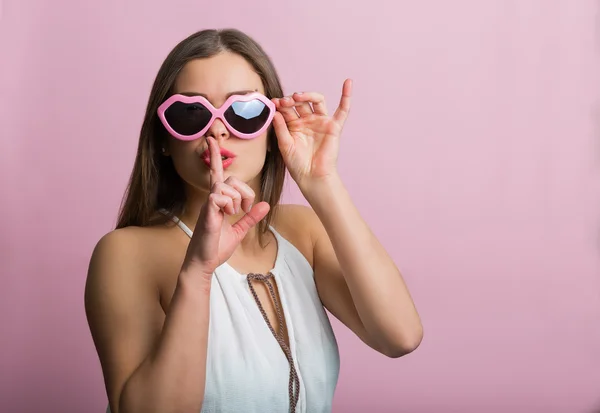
[2,1,600,412]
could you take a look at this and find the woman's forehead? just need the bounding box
[173,53,265,99]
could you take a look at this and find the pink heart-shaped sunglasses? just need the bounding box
[157,92,276,141]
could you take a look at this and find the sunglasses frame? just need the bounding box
[157,92,276,141]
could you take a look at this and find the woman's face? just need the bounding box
[165,51,270,193]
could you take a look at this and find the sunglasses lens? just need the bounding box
[164,101,212,136]
[224,99,270,135]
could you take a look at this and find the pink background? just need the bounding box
[2,1,600,412]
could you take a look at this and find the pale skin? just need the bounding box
[85,51,422,413]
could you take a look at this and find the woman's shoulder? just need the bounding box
[272,203,318,237]
[272,203,321,267]
[93,224,176,261]
[87,224,185,288]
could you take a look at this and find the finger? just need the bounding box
[208,193,235,216]
[207,137,224,187]
[333,79,352,125]
[224,176,255,213]
[272,112,294,155]
[232,201,271,238]
[291,94,313,117]
[213,182,242,215]
[292,92,328,116]
[275,96,300,122]
[295,102,313,117]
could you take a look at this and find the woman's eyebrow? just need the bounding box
[179,89,258,98]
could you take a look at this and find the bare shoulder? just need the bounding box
[89,227,147,273]
[84,225,183,409]
[91,222,185,270]
[85,226,161,316]
[87,226,171,281]
[86,223,186,298]
[272,204,323,268]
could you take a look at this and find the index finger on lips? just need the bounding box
[208,137,224,188]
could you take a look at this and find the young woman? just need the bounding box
[84,28,423,413]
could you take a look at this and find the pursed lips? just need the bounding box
[201,147,236,168]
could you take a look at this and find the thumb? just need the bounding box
[231,201,270,238]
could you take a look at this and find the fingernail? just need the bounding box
[296,92,303,95]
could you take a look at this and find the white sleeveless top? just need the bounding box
[107,217,340,413]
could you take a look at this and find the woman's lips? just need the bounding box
[201,147,236,169]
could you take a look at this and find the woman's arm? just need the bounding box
[86,138,269,413]
[271,79,422,358]
[305,176,423,358]
[84,229,211,413]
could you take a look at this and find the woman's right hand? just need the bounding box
[182,136,270,278]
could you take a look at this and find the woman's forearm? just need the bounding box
[119,268,211,413]
[305,174,423,355]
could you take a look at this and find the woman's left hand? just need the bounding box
[271,79,352,191]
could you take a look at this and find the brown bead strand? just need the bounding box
[247,272,300,412]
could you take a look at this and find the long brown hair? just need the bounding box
[116,29,286,245]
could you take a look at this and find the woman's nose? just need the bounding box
[205,118,229,141]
